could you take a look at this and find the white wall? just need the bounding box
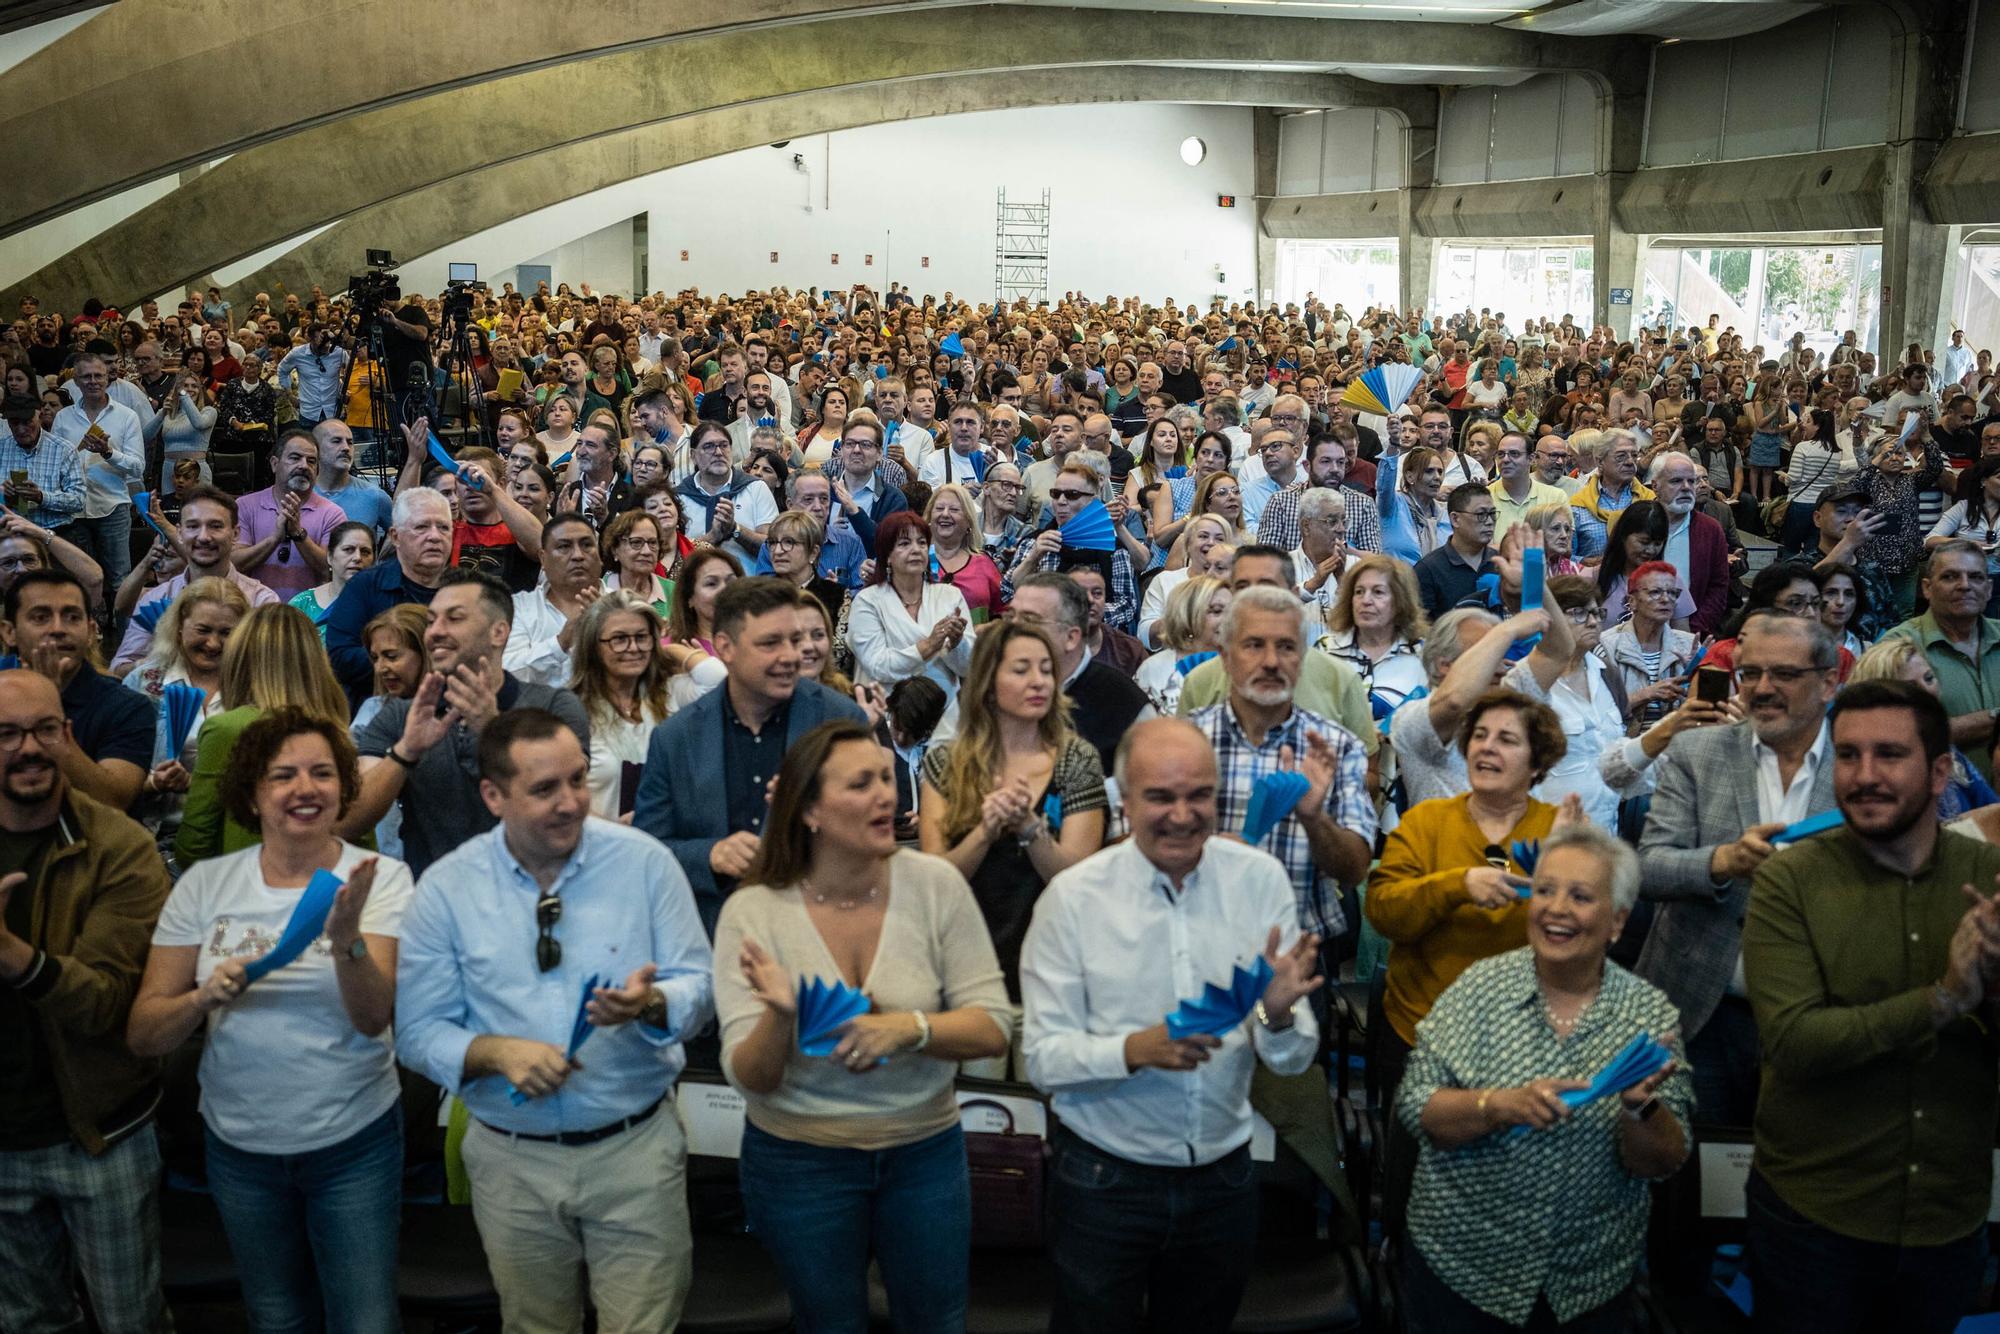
[400,103,1258,304]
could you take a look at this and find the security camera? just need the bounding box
[792,154,805,168]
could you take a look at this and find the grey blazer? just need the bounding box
[1634,719,1835,1037]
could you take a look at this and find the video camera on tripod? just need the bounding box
[441,260,486,322]
[347,249,402,324]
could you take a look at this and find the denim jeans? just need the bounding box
[70,507,132,608]
[203,1102,402,1334]
[737,1120,970,1334]
[1047,1128,1259,1334]
[1744,1169,1984,1334]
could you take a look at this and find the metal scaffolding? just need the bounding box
[994,187,1050,304]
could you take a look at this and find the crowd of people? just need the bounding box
[5,274,2000,1334]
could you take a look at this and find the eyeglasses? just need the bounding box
[0,720,62,752]
[1774,595,1823,613]
[1732,665,1829,687]
[535,892,562,972]
[1564,606,1606,624]
[618,536,659,551]
[598,631,652,651]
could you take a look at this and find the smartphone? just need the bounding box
[1695,666,1731,704]
[8,471,25,488]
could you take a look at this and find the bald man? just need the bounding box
[0,669,174,1334]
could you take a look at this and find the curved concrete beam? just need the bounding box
[0,0,1637,239]
[221,66,1349,306]
[2,6,1454,310]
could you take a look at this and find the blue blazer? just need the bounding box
[634,679,868,936]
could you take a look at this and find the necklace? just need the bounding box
[809,882,880,910]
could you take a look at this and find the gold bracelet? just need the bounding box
[1475,1088,1494,1125]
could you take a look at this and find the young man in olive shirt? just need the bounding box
[1742,680,2000,1334]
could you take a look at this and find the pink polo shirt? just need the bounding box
[234,488,349,600]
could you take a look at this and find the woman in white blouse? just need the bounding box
[845,511,975,696]
[129,709,413,1334]
[1135,574,1229,717]
[568,591,673,819]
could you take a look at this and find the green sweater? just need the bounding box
[1744,824,2000,1246]
[173,706,376,867]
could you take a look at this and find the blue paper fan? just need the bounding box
[1378,684,1428,736]
[427,431,483,489]
[1175,650,1217,677]
[1165,956,1275,1040]
[1678,642,1708,680]
[1043,792,1063,833]
[510,972,607,1104]
[797,976,872,1057]
[1770,809,1842,844]
[940,331,964,357]
[1217,336,1239,353]
[1242,769,1312,844]
[1521,546,1546,611]
[1058,499,1117,552]
[550,450,573,471]
[241,868,343,983]
[0,654,16,671]
[1359,362,1424,416]
[1474,572,1503,610]
[1164,466,1188,480]
[132,492,174,542]
[161,681,206,757]
[1508,1031,1672,1139]
[133,599,168,634]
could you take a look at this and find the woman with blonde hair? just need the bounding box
[124,577,250,849]
[1521,501,1584,576]
[924,482,1003,623]
[174,602,351,865]
[1134,574,1229,715]
[918,620,1105,1053]
[569,591,673,818]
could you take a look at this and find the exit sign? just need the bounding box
[1217,195,1236,208]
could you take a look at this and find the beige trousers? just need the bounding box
[463,1104,692,1334]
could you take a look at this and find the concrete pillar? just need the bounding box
[1398,95,1438,317]
[1589,68,1646,338]
[1877,2,1964,363]
[1252,108,1281,304]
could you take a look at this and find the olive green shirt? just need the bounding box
[1743,825,2000,1247]
[1882,611,2000,776]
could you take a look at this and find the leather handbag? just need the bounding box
[961,1098,1048,1251]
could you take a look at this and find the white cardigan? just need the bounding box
[846,581,976,695]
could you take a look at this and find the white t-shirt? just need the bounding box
[151,841,414,1154]
[682,475,778,570]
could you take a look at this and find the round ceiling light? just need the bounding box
[1179,136,1206,166]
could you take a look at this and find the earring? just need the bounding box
[807,822,821,835]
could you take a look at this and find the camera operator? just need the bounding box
[378,297,434,423]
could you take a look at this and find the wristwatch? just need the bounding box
[340,937,368,963]
[639,992,669,1029]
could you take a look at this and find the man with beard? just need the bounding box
[4,571,153,810]
[1257,431,1383,556]
[345,570,588,877]
[726,369,782,465]
[231,428,350,601]
[110,486,279,673]
[1646,451,1731,636]
[1158,339,1201,405]
[1741,679,2000,1334]
[1637,611,1838,1128]
[313,417,392,540]
[0,668,174,1334]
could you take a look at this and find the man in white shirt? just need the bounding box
[1943,328,1976,389]
[918,399,993,493]
[48,352,144,596]
[1022,716,1322,1334]
[677,425,777,571]
[503,514,604,686]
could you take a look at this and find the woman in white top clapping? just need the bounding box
[845,512,975,697]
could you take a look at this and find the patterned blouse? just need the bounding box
[1397,948,1693,1325]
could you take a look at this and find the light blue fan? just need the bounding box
[161,682,206,757]
[1058,499,1117,552]
[1043,793,1063,834]
[132,492,175,543]
[1507,1032,1672,1139]
[1359,362,1424,416]
[940,332,964,357]
[133,599,168,634]
[242,869,343,983]
[1770,809,1843,844]
[509,972,606,1104]
[550,450,573,470]
[1164,466,1188,480]
[1242,770,1312,844]
[1175,650,1217,677]
[1165,957,1274,1039]
[797,976,872,1057]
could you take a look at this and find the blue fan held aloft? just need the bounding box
[1058,499,1117,552]
[1165,957,1275,1040]
[509,973,606,1104]
[241,869,344,983]
[797,976,873,1058]
[1378,685,1429,736]
[160,681,207,758]
[132,492,175,543]
[1507,1032,1673,1140]
[940,332,964,357]
[1175,650,1217,678]
[1242,770,1312,845]
[427,432,484,490]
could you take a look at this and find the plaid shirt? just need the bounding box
[1001,541,1138,634]
[1189,700,1375,940]
[0,430,86,529]
[1257,482,1383,555]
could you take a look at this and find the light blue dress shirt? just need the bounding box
[1020,838,1318,1167]
[395,817,714,1134]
